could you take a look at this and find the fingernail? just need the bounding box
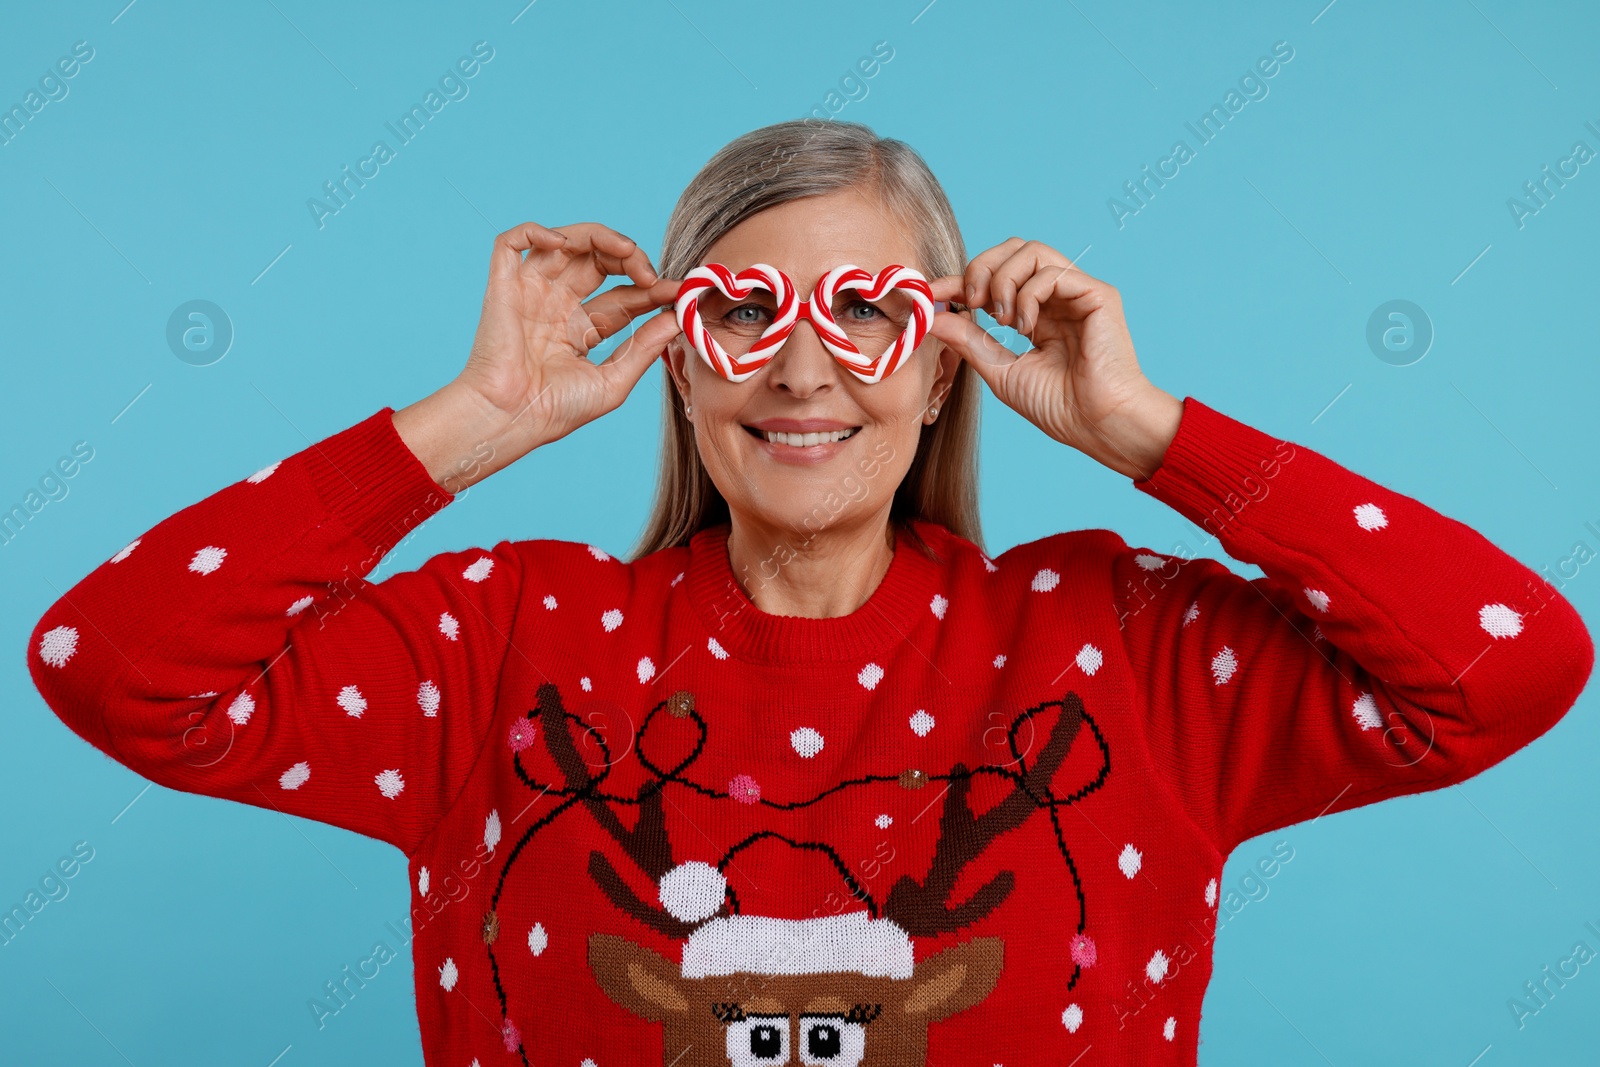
[994,299,1006,320]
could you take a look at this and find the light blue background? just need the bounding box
[4,1,1597,1063]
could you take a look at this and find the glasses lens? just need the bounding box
[693,289,777,360]
[687,283,918,367]
[831,288,913,358]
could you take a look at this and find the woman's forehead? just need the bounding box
[700,192,924,283]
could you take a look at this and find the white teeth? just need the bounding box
[762,427,857,447]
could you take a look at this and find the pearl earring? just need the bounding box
[929,405,940,421]
[685,403,693,416]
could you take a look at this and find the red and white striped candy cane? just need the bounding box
[674,262,935,385]
[803,264,936,384]
[673,263,798,383]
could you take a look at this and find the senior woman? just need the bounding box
[30,120,1592,1066]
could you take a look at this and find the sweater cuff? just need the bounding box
[1131,396,1295,538]
[303,407,455,556]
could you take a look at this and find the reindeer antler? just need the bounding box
[533,683,723,938]
[882,692,1086,937]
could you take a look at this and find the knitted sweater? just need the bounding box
[27,396,1593,1066]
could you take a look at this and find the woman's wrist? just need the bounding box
[392,381,526,494]
[1088,386,1184,481]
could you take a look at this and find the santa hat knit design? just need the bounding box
[680,911,915,979]
[656,850,916,979]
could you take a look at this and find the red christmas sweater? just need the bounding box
[28,396,1593,1066]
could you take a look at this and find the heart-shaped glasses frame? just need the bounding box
[673,263,940,384]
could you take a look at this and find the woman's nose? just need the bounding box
[764,316,840,396]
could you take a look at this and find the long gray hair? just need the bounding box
[628,119,982,560]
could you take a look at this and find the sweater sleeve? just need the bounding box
[26,408,527,858]
[1115,396,1594,858]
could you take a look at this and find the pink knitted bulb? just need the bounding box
[728,774,761,804]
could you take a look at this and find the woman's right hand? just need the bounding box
[395,221,683,493]
[460,220,683,446]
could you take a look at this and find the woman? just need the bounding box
[29,120,1593,1065]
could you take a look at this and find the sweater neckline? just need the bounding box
[684,518,949,665]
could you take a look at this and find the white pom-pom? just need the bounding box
[484,809,502,851]
[528,922,548,955]
[438,957,458,990]
[659,860,726,922]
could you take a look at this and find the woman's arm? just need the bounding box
[27,407,524,856]
[1115,396,1593,856]
[928,239,1592,857]
[26,220,681,857]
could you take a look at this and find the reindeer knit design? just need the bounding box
[27,397,1593,1066]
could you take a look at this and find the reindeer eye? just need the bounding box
[799,1016,865,1066]
[726,1016,789,1065]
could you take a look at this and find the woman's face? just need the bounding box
[664,186,961,542]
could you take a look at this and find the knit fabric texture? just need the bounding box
[28,396,1594,1065]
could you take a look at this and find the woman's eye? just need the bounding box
[846,302,880,320]
[729,305,768,325]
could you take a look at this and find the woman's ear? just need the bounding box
[924,330,963,423]
[662,336,693,414]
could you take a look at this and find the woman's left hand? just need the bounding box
[928,238,1184,480]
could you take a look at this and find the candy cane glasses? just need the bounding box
[673,263,949,384]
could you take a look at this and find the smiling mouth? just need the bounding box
[742,425,861,447]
